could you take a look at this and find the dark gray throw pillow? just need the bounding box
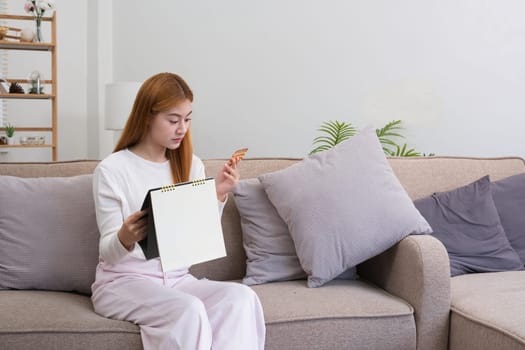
[414,175,523,277]
[491,172,525,266]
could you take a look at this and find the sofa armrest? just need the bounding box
[358,235,450,350]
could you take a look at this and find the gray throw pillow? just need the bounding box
[258,127,431,287]
[0,175,99,295]
[491,173,525,266]
[414,175,523,277]
[233,178,307,285]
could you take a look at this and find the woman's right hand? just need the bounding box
[118,210,148,251]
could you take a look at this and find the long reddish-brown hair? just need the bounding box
[114,72,194,184]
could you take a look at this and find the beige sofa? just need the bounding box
[0,156,523,350]
[388,156,525,350]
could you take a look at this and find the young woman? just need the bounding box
[91,72,265,350]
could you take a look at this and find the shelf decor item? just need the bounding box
[20,27,36,42]
[23,0,55,43]
[0,25,22,42]
[28,70,44,94]
[0,26,8,39]
[4,123,15,145]
[8,82,24,94]
[0,79,7,94]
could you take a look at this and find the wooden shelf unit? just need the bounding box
[0,40,54,51]
[0,13,57,160]
[0,93,54,99]
[0,144,52,148]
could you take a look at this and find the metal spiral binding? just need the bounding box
[192,179,206,187]
[160,184,177,192]
[160,179,207,192]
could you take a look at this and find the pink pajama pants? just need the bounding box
[91,256,266,350]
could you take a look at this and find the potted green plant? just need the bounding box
[4,123,15,145]
[310,119,423,157]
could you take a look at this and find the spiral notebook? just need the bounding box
[139,178,226,271]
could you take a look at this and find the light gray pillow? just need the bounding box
[233,178,307,285]
[0,175,99,295]
[258,127,432,287]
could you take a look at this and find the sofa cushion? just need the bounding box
[0,175,99,295]
[491,172,525,266]
[0,290,141,350]
[252,279,416,350]
[258,127,431,287]
[232,178,306,285]
[449,271,525,350]
[0,281,416,350]
[414,176,523,276]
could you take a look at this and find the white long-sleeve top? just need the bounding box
[93,149,226,265]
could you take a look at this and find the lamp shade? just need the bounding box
[104,82,142,130]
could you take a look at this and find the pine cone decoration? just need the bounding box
[9,82,25,94]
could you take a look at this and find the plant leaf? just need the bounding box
[310,120,356,154]
[394,143,421,157]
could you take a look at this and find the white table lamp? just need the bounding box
[104,82,142,130]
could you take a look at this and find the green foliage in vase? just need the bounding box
[28,86,44,94]
[310,119,423,157]
[4,123,14,138]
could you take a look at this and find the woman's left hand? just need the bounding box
[215,157,241,202]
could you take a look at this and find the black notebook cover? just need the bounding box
[138,190,160,260]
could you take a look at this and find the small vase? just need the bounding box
[6,136,14,145]
[34,16,43,43]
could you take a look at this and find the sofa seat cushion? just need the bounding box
[0,290,141,350]
[252,279,416,350]
[1,281,415,350]
[450,271,525,350]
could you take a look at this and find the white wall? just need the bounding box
[4,1,525,161]
[111,0,525,159]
